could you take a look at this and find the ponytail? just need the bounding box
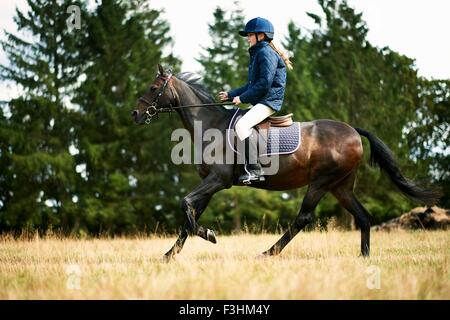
[269,41,293,70]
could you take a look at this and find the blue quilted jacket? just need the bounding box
[228,41,286,111]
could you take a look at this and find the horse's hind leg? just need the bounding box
[262,186,326,256]
[331,172,371,257]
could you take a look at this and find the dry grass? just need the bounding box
[0,230,448,299]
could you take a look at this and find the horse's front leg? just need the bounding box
[181,195,216,243]
[163,221,189,262]
[163,174,226,260]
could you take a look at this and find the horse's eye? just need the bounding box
[150,85,158,92]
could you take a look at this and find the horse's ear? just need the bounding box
[157,64,165,76]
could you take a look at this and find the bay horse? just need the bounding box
[132,65,440,260]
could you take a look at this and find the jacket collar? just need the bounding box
[249,41,269,55]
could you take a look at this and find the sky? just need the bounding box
[1,0,450,101]
[148,0,450,78]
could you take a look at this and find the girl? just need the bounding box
[219,17,293,184]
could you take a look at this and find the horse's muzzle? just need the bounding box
[132,109,141,124]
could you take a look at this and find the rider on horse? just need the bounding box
[219,17,292,185]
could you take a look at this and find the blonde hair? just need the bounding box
[269,41,293,70]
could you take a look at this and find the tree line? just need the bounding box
[0,0,448,235]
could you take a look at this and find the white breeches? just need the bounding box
[235,103,276,141]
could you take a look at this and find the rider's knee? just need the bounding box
[235,121,250,141]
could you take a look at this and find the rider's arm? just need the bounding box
[228,83,249,100]
[239,52,277,104]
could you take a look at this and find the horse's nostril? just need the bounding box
[132,110,138,118]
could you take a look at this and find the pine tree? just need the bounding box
[0,0,87,232]
[197,2,248,93]
[72,0,182,234]
[0,0,184,234]
[283,21,322,118]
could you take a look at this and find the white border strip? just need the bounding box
[260,122,302,157]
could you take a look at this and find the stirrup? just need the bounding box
[240,167,265,185]
[242,174,265,185]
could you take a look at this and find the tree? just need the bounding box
[71,0,182,234]
[197,2,248,93]
[405,79,450,207]
[0,0,183,234]
[0,0,87,232]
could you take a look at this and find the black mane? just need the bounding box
[176,72,215,103]
[175,72,236,114]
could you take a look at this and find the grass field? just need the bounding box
[0,230,448,299]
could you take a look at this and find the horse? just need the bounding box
[132,64,440,260]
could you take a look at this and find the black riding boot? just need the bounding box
[239,132,265,185]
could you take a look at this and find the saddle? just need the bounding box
[227,109,301,157]
[256,113,294,131]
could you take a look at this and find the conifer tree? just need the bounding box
[197,3,248,93]
[0,0,87,232]
[0,0,182,233]
[72,0,182,234]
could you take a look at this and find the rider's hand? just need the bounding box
[218,91,228,102]
[232,96,241,105]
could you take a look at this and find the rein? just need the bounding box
[138,74,234,124]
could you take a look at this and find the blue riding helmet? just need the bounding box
[239,17,274,40]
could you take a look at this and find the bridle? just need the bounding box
[138,73,179,124]
[138,73,234,124]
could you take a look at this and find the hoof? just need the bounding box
[256,252,270,260]
[162,253,175,263]
[206,229,217,244]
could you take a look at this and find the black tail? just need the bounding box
[355,128,441,206]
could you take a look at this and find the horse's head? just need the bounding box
[132,64,178,124]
